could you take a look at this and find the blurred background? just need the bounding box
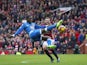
[0,0,87,55]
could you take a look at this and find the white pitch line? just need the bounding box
[21,60,29,63]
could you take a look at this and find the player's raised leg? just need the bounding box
[29,20,63,42]
[42,19,63,33]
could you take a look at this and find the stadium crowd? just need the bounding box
[0,0,87,55]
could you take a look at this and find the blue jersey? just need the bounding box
[14,21,46,42]
[14,20,56,42]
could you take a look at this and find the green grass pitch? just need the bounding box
[0,54,87,65]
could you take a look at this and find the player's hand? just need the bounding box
[10,34,15,38]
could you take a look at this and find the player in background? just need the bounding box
[11,17,63,48]
[42,17,53,37]
[43,36,60,63]
[42,17,60,63]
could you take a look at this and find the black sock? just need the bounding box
[51,49,58,59]
[44,50,53,60]
[32,42,34,48]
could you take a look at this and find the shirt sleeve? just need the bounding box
[14,23,25,36]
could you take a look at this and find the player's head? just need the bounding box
[27,16,33,23]
[22,19,27,23]
[44,17,51,25]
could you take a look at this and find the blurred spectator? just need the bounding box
[0,0,87,54]
[73,44,80,54]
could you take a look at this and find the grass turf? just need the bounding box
[0,54,87,65]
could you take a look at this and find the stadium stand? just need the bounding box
[0,0,87,54]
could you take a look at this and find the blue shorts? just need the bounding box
[29,29,42,42]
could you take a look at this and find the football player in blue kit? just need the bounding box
[11,18,63,43]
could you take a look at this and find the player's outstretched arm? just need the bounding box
[8,34,15,38]
[12,20,27,37]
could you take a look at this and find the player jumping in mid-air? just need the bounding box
[11,18,63,48]
[43,37,60,63]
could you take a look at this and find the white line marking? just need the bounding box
[21,60,29,63]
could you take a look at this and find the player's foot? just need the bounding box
[51,58,54,63]
[57,58,60,62]
[56,20,63,28]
